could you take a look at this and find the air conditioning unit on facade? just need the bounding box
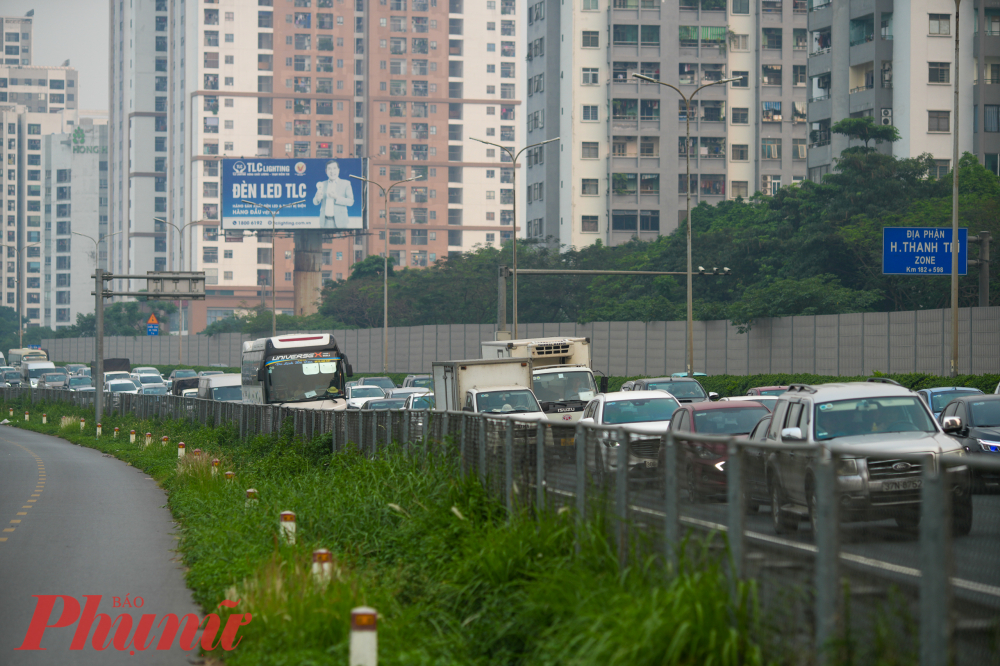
[881,108,893,126]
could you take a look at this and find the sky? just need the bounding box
[5,0,108,110]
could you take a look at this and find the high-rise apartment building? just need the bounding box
[111,0,523,334]
[806,3,974,181]
[3,13,33,67]
[526,0,808,249]
[0,54,81,332]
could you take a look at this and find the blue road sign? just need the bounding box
[147,323,159,336]
[883,227,967,276]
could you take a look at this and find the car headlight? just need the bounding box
[836,459,858,476]
[977,439,1000,453]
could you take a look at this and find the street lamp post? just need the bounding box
[72,229,123,429]
[633,73,743,377]
[470,136,560,339]
[950,0,961,377]
[154,217,190,364]
[241,200,306,337]
[349,174,421,374]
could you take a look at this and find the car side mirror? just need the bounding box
[599,376,609,393]
[780,427,804,441]
[345,362,354,378]
[708,392,720,401]
[941,416,963,434]
[462,405,473,412]
[579,417,594,424]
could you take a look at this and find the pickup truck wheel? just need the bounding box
[771,480,796,535]
[953,491,973,536]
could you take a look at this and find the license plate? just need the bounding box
[883,479,922,492]
[559,438,574,447]
[644,459,658,468]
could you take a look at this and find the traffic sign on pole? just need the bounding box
[147,323,159,336]
[882,227,967,276]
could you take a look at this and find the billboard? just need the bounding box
[883,227,967,276]
[221,158,365,231]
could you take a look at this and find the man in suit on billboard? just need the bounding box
[313,160,355,229]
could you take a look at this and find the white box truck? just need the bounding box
[432,358,544,419]
[480,337,607,425]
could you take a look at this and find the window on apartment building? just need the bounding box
[582,105,599,121]
[582,179,599,196]
[732,181,749,198]
[761,138,781,159]
[582,68,599,85]
[931,159,950,178]
[928,111,950,132]
[203,247,219,263]
[929,62,950,84]
[731,144,748,161]
[582,31,599,48]
[929,14,950,35]
[582,142,599,159]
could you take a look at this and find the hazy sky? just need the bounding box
[5,0,108,110]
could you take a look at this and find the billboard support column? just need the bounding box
[293,231,324,317]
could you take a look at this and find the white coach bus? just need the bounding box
[241,333,353,410]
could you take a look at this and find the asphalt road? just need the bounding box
[0,426,200,665]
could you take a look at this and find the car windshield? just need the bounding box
[212,385,243,401]
[758,389,787,396]
[266,358,342,403]
[3,372,20,381]
[173,370,198,379]
[970,399,1000,427]
[105,372,129,381]
[42,374,62,382]
[475,390,541,414]
[138,375,162,384]
[77,368,91,377]
[363,377,396,390]
[69,377,91,386]
[201,371,223,376]
[532,370,598,403]
[646,381,707,399]
[367,399,406,410]
[351,387,384,398]
[411,396,435,410]
[143,386,168,395]
[694,406,771,435]
[814,396,937,441]
[932,390,982,413]
[412,377,433,389]
[28,367,55,378]
[602,397,680,424]
[50,368,69,375]
[109,382,135,392]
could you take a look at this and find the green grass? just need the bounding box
[3,396,775,665]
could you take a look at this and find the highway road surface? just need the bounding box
[0,426,201,665]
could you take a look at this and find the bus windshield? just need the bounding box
[266,358,342,403]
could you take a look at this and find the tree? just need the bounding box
[831,116,901,149]
[350,254,394,280]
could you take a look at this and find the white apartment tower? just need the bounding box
[525,0,809,249]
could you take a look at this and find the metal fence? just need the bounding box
[41,305,1000,377]
[5,387,1000,664]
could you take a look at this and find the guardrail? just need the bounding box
[4,386,1000,663]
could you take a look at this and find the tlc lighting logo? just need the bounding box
[14,595,252,653]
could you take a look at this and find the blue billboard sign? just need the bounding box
[147,324,159,336]
[221,158,365,231]
[882,227,967,276]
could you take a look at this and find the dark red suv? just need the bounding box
[663,401,771,501]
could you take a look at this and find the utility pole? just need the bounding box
[95,268,106,427]
[950,0,961,378]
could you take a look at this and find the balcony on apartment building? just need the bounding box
[612,135,660,169]
[614,0,662,19]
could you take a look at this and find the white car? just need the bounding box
[387,387,431,400]
[578,390,682,485]
[131,373,168,389]
[133,366,160,377]
[345,385,386,409]
[403,392,435,410]
[105,381,139,394]
[103,371,132,384]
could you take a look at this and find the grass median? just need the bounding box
[2,397,775,665]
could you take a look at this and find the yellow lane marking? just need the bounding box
[16,512,26,516]
[10,520,22,524]
[0,537,6,541]
[31,494,39,497]
[27,500,35,503]
[4,527,15,531]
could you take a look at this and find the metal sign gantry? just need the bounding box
[90,270,206,427]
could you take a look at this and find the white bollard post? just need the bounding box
[212,458,220,476]
[161,436,169,447]
[312,548,332,584]
[80,417,85,431]
[130,429,136,444]
[113,426,119,438]
[24,411,29,422]
[279,511,296,545]
[225,471,235,482]
[178,442,186,458]
[8,407,12,417]
[245,488,258,509]
[350,607,378,666]
[192,448,202,457]
[144,432,152,447]
[96,423,102,437]
[42,413,47,424]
